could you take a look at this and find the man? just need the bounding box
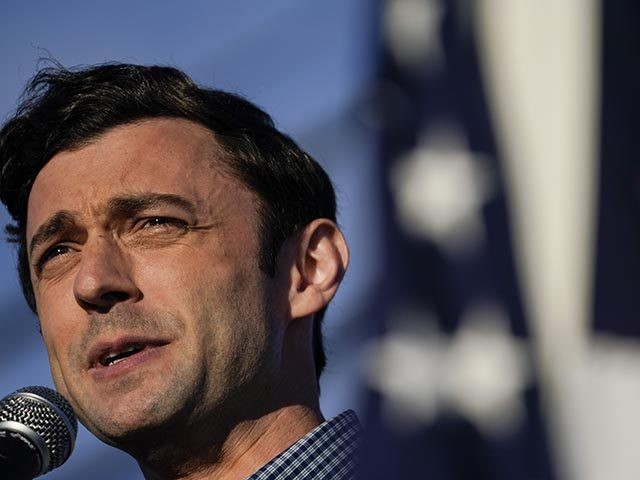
[0,63,359,479]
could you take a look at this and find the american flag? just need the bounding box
[355,0,627,478]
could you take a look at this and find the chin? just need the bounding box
[81,392,179,447]
[95,415,176,452]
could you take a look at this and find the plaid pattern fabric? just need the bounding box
[247,410,361,480]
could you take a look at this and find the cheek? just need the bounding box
[39,315,74,365]
[35,281,88,373]
[33,269,76,318]
[39,317,78,398]
[134,252,205,313]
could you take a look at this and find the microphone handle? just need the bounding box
[0,434,42,480]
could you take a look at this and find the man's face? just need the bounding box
[26,118,285,445]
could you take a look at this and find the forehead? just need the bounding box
[26,118,234,236]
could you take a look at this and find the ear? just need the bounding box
[287,219,349,320]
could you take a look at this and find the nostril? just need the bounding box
[76,290,141,314]
[71,240,142,312]
[101,291,132,303]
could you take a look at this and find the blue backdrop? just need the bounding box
[0,2,377,478]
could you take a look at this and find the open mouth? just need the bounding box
[88,338,170,376]
[99,344,146,367]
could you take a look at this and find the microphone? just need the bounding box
[0,386,78,479]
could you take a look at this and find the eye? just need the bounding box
[138,217,189,231]
[36,244,71,270]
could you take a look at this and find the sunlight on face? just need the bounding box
[26,119,285,447]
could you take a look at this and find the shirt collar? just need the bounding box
[247,410,361,480]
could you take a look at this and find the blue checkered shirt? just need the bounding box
[247,410,361,480]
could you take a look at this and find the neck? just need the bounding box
[138,403,323,480]
[137,317,321,479]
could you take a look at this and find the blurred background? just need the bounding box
[0,1,637,479]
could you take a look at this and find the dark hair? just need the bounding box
[0,62,337,379]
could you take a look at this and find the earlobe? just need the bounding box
[288,219,349,320]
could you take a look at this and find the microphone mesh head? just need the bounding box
[0,386,78,473]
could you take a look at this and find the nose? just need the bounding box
[73,236,142,313]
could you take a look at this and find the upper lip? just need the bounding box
[87,335,170,369]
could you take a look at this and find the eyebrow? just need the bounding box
[106,193,197,219]
[28,211,78,260]
[28,193,197,259]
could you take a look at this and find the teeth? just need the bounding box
[100,344,144,367]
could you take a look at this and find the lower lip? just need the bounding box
[90,344,167,381]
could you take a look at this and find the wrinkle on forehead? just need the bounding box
[26,118,262,263]
[26,119,231,233]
